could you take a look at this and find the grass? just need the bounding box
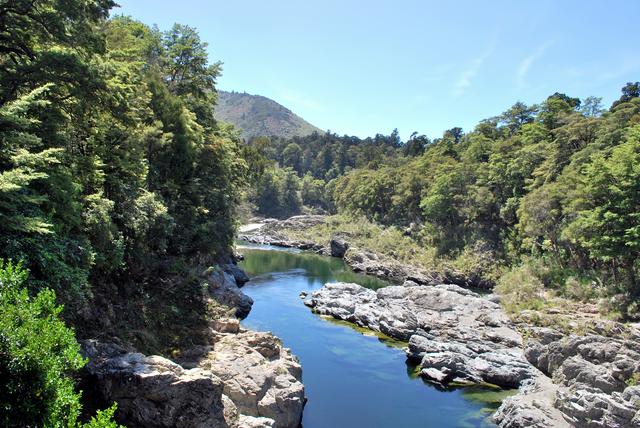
[282,214,503,287]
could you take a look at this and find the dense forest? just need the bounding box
[0,2,245,425]
[245,88,640,320]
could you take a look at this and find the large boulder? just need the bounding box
[329,235,349,258]
[495,324,640,428]
[80,340,231,428]
[224,263,250,287]
[179,330,305,428]
[206,268,253,319]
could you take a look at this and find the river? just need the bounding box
[238,243,512,428]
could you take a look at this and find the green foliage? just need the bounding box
[495,264,545,313]
[0,260,120,427]
[254,167,302,218]
[306,83,640,317]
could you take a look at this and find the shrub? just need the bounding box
[495,263,545,312]
[0,260,120,427]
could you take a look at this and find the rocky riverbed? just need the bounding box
[242,215,640,427]
[304,282,534,389]
[304,281,640,427]
[80,261,305,428]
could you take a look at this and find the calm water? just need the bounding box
[238,244,510,428]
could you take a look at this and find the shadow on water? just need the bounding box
[238,245,515,428]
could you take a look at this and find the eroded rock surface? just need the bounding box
[206,268,253,319]
[495,326,640,428]
[305,281,535,388]
[179,329,305,428]
[82,327,305,428]
[80,340,231,428]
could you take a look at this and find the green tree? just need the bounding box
[0,260,121,427]
[564,126,640,313]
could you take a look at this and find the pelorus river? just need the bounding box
[238,243,512,428]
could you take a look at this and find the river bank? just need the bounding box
[239,215,640,428]
[237,244,511,427]
[79,259,305,428]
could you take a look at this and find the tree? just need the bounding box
[563,126,640,314]
[403,132,429,157]
[282,143,303,174]
[445,127,464,144]
[0,260,121,427]
[499,102,537,135]
[611,82,640,110]
[580,96,604,117]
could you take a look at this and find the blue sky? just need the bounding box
[114,0,640,140]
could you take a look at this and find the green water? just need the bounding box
[239,243,513,427]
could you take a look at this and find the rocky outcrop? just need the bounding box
[304,281,536,388]
[494,326,640,428]
[206,267,253,319]
[80,340,231,428]
[82,325,305,428]
[80,257,305,428]
[179,329,305,428]
[224,263,250,287]
[329,235,348,258]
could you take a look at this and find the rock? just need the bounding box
[80,340,229,428]
[224,263,250,287]
[238,415,276,428]
[180,330,305,428]
[493,375,569,427]
[306,281,535,388]
[299,291,308,299]
[211,317,241,334]
[501,324,640,428]
[329,235,349,258]
[421,367,450,384]
[207,269,253,319]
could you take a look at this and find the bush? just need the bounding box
[495,263,545,312]
[0,260,120,427]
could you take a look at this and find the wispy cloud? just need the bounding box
[452,43,496,98]
[279,91,325,112]
[516,42,553,88]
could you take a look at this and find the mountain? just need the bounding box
[214,90,323,140]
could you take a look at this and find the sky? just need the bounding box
[114,0,640,140]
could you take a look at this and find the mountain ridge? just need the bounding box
[214,90,323,140]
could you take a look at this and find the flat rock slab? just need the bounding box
[305,281,536,388]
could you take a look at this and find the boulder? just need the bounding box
[329,235,349,258]
[80,340,230,428]
[180,330,305,428]
[224,263,250,287]
[206,269,253,319]
[497,323,640,428]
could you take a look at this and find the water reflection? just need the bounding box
[239,246,513,428]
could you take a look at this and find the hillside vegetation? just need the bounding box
[244,89,640,319]
[0,2,245,425]
[215,90,323,140]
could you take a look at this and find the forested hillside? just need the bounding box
[214,90,323,140]
[0,2,245,425]
[245,89,640,319]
